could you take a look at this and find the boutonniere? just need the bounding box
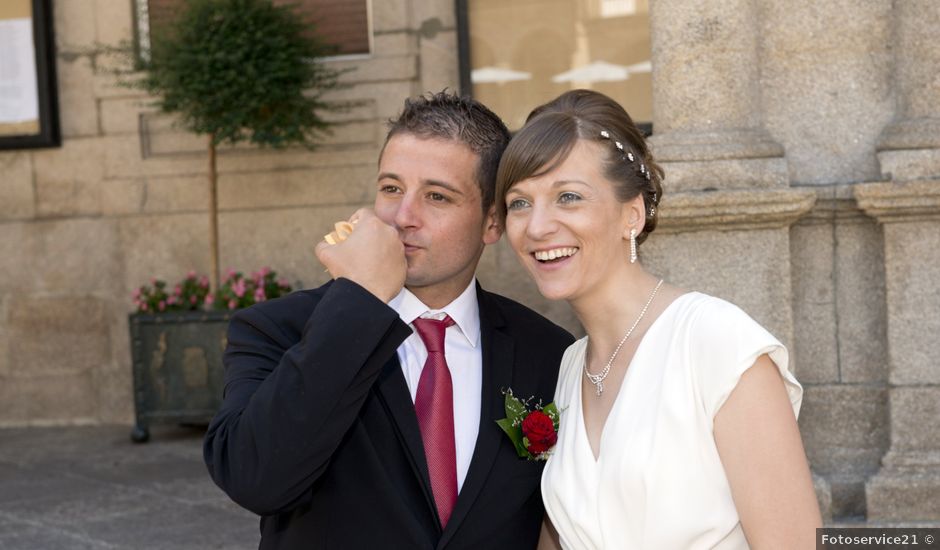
[496,389,560,461]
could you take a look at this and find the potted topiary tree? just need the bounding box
[125,0,347,442]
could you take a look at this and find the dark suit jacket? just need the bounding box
[204,278,574,549]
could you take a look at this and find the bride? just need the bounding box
[495,90,821,549]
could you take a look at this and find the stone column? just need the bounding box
[644,0,815,349]
[647,0,826,514]
[875,1,940,182]
[860,1,940,523]
[648,0,786,191]
[856,182,940,522]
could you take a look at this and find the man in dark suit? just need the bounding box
[204,91,574,549]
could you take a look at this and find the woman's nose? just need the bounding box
[525,203,558,240]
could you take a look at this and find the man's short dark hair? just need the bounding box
[383,90,511,212]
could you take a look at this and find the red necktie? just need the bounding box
[412,315,458,528]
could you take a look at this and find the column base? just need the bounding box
[866,451,940,522]
[814,473,833,523]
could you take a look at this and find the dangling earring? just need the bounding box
[630,228,637,264]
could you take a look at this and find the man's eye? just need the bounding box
[428,192,448,202]
[507,198,529,211]
[559,192,581,204]
[380,185,401,194]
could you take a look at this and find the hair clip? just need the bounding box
[599,129,651,183]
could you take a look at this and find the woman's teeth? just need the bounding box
[534,247,579,262]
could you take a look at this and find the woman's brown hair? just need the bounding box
[495,89,663,244]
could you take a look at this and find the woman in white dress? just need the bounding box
[494,90,821,549]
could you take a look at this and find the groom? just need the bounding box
[204,91,573,549]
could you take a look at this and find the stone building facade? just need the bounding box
[0,0,937,524]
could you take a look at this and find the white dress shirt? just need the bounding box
[389,279,482,492]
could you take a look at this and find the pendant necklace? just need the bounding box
[584,279,664,396]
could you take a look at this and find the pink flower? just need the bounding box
[142,303,149,312]
[158,301,166,311]
[199,276,209,288]
[150,277,157,285]
[132,288,141,299]
[228,299,237,310]
[167,296,177,305]
[233,279,246,298]
[225,268,237,280]
[259,266,271,277]
[174,285,182,296]
[187,269,197,278]
[278,278,289,288]
[205,294,215,306]
[254,287,266,303]
[190,295,197,305]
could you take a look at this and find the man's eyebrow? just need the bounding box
[424,179,464,195]
[377,173,464,195]
[377,172,402,182]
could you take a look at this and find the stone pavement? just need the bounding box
[0,425,258,550]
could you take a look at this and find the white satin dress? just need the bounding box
[541,292,802,550]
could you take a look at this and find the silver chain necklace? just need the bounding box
[584,279,664,396]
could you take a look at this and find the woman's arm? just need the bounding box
[537,517,562,550]
[714,354,822,549]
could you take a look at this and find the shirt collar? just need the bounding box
[389,279,481,348]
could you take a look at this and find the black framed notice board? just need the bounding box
[0,0,60,150]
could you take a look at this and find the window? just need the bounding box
[458,0,652,132]
[137,0,372,60]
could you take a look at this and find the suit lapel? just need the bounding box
[374,354,440,526]
[438,286,513,548]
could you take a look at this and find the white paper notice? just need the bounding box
[0,18,40,124]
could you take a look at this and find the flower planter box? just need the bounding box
[128,310,232,442]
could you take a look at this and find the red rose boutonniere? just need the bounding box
[496,389,560,461]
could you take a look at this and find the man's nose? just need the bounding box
[394,192,421,230]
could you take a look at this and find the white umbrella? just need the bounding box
[471,66,532,84]
[552,61,630,83]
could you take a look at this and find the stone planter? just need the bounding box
[128,310,232,442]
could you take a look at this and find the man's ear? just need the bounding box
[621,195,646,240]
[482,205,503,245]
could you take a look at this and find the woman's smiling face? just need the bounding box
[503,139,638,303]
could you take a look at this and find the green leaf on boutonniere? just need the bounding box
[504,391,527,422]
[543,402,559,422]
[496,417,529,458]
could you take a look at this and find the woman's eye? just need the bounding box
[559,192,581,204]
[507,198,529,211]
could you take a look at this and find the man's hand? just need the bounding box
[315,209,406,303]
